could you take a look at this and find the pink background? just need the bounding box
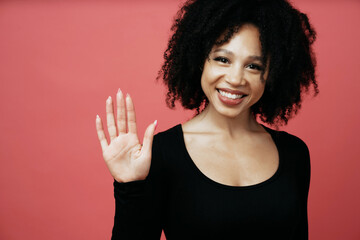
[0,0,359,239]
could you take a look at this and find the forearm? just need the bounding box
[111,179,162,240]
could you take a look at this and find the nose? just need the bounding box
[226,65,246,86]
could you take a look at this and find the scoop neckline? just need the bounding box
[176,124,282,190]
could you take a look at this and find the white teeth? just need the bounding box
[218,90,243,99]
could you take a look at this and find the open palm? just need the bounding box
[95,88,157,183]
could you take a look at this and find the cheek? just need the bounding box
[201,64,224,86]
[200,75,206,93]
[200,73,210,97]
[257,84,266,100]
[251,80,266,99]
[200,66,215,89]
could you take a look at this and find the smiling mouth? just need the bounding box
[217,89,247,100]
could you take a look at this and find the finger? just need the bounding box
[106,96,117,141]
[96,115,109,151]
[116,88,126,134]
[141,120,157,156]
[126,94,137,134]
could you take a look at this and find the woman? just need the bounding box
[96,0,318,239]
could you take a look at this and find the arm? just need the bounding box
[112,180,162,239]
[291,135,311,240]
[111,135,164,240]
[95,88,162,239]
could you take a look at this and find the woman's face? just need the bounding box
[201,24,268,119]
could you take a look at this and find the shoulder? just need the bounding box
[147,125,182,181]
[264,126,311,181]
[264,126,309,156]
[264,127,311,185]
[152,124,181,147]
[150,124,183,160]
[149,124,185,178]
[154,124,181,138]
[271,129,312,193]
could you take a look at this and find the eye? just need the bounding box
[247,63,263,71]
[213,57,230,64]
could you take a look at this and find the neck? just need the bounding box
[189,104,263,138]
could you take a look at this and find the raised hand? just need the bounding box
[96,88,157,183]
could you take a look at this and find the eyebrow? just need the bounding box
[213,49,234,55]
[212,49,263,61]
[248,55,263,61]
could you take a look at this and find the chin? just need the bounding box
[216,106,246,119]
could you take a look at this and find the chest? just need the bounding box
[163,173,303,239]
[160,128,308,239]
[183,133,279,187]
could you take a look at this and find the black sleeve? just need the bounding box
[111,134,164,240]
[290,135,311,240]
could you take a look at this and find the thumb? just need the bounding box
[141,120,157,156]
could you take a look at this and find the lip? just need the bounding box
[217,88,247,95]
[217,89,246,106]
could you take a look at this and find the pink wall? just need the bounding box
[0,0,359,239]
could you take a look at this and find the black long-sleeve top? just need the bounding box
[111,124,311,239]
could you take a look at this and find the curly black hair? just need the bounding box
[157,0,318,126]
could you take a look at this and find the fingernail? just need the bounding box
[117,88,122,94]
[154,120,158,129]
[96,114,99,119]
[126,93,130,99]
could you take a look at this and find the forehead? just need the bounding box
[212,24,262,55]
